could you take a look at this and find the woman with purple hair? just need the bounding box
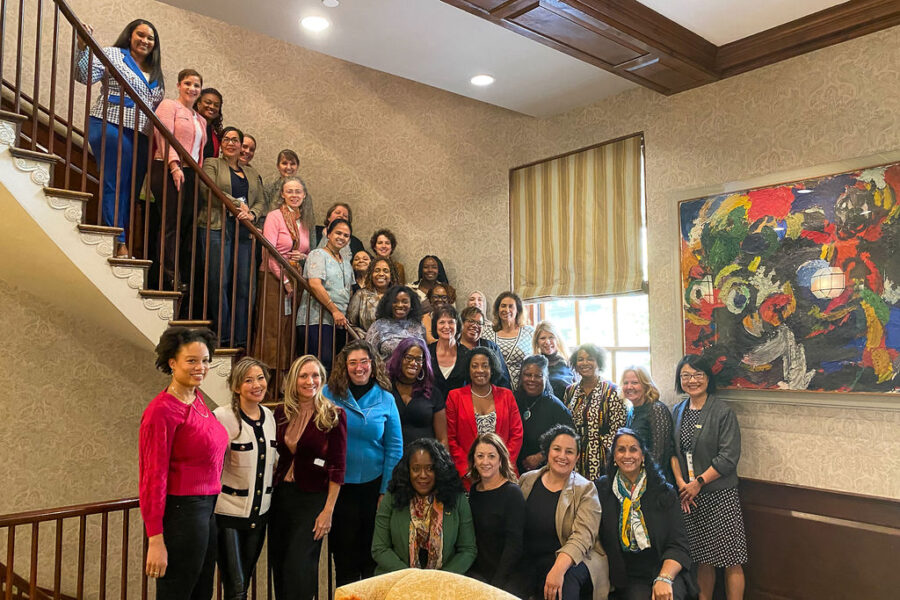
[386,337,448,448]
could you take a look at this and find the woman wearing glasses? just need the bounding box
[458,307,511,389]
[386,337,448,447]
[422,283,456,345]
[671,355,747,600]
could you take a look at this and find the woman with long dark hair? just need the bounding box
[370,228,407,285]
[371,438,476,574]
[75,19,166,257]
[515,354,573,474]
[385,337,448,447]
[483,291,535,389]
[140,327,227,599]
[596,428,692,600]
[213,358,277,600]
[409,255,449,314]
[348,257,400,337]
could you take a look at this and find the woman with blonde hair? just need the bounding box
[466,290,490,321]
[466,433,525,593]
[214,357,277,600]
[269,355,347,600]
[621,365,674,481]
[532,321,575,399]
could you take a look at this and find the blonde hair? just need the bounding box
[532,321,569,361]
[226,357,270,439]
[466,290,490,320]
[466,432,517,486]
[620,365,660,404]
[282,355,340,431]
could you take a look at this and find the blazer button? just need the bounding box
[250,523,256,529]
[257,490,261,496]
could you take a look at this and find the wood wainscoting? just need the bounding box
[739,478,900,600]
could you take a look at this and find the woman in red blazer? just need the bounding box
[446,347,523,484]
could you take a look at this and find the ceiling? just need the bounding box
[160,0,855,117]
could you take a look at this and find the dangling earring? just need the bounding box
[417,369,425,381]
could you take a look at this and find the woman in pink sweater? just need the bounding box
[253,176,310,373]
[148,68,207,293]
[140,327,228,599]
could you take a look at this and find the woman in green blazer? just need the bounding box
[372,438,476,575]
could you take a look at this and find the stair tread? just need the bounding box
[77,224,124,235]
[8,146,61,163]
[44,187,93,201]
[169,320,214,327]
[139,289,182,299]
[0,109,28,123]
[108,257,152,268]
[213,348,243,357]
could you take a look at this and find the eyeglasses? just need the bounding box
[347,359,372,369]
[221,137,241,145]
[402,355,425,365]
[431,295,449,301]
[463,319,483,327]
[680,372,707,381]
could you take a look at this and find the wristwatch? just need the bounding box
[696,475,705,486]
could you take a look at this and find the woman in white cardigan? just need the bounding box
[213,357,277,600]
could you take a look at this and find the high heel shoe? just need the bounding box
[115,243,129,258]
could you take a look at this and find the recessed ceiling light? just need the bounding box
[300,16,330,32]
[322,0,340,7]
[470,74,495,86]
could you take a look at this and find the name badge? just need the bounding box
[686,451,696,481]
[313,458,325,467]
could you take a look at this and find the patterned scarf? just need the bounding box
[408,495,444,569]
[612,469,651,552]
[279,204,302,267]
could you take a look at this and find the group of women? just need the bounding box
[141,324,747,600]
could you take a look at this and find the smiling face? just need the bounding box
[469,354,492,387]
[679,364,709,399]
[537,330,558,356]
[520,363,545,397]
[371,259,392,292]
[374,235,393,258]
[461,313,484,344]
[129,24,155,61]
[400,345,425,383]
[421,257,439,282]
[176,75,201,107]
[575,350,599,380]
[409,449,436,497]
[168,341,210,389]
[474,442,501,483]
[436,313,457,342]
[546,434,578,479]
[278,156,298,178]
[351,251,371,275]
[620,370,646,406]
[281,180,305,210]
[295,360,322,401]
[467,292,485,312]
[220,131,242,160]
[346,349,373,386]
[327,205,349,226]
[239,136,256,165]
[238,365,267,406]
[498,296,517,323]
[613,434,644,481]
[328,222,351,250]
[430,285,450,310]
[392,292,411,320]
[196,92,220,122]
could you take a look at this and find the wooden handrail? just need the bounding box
[0,498,138,528]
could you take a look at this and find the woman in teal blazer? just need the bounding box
[372,438,476,574]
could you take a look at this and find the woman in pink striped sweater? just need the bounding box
[140,327,228,599]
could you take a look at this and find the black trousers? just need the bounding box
[149,161,197,290]
[216,518,267,600]
[156,495,217,600]
[512,556,592,600]
[330,477,381,586]
[611,577,687,600]
[268,485,327,600]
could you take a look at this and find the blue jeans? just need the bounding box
[87,117,149,244]
[200,220,253,347]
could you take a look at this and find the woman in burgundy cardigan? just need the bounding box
[269,355,347,600]
[140,327,228,600]
[446,347,523,485]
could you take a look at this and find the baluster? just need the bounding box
[0,0,6,83]
[28,522,39,599]
[127,108,140,257]
[64,27,76,188]
[158,140,170,290]
[247,236,257,350]
[229,215,240,346]
[5,525,15,600]
[188,175,201,319]
[99,512,108,600]
[141,534,148,600]
[120,509,129,600]
[80,46,92,194]
[218,202,227,345]
[95,92,109,224]
[29,0,42,151]
[47,3,59,158]
[112,104,125,241]
[202,196,212,324]
[14,0,24,112]
[259,247,270,374]
[172,162,185,295]
[76,515,85,600]
[53,518,62,600]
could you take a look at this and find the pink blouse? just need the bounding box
[261,208,310,279]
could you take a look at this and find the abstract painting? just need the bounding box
[679,162,900,393]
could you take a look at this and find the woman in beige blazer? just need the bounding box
[515,424,610,600]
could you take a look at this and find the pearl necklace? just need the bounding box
[471,386,493,398]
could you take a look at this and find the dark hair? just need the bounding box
[415,255,448,285]
[370,229,398,254]
[324,202,352,226]
[387,438,463,509]
[375,285,422,321]
[386,337,434,399]
[364,257,399,290]
[194,88,223,136]
[459,306,485,324]
[603,428,673,506]
[177,68,202,85]
[568,343,606,372]
[466,346,503,385]
[539,423,581,457]
[112,20,164,90]
[327,340,391,399]
[427,282,457,306]
[220,126,243,147]
[325,217,352,236]
[675,354,717,394]
[277,149,300,165]
[430,305,461,340]
[491,291,525,330]
[154,327,216,374]
[515,354,553,398]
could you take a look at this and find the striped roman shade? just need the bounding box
[509,134,644,300]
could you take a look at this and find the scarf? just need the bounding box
[408,495,444,569]
[280,204,303,267]
[612,469,651,552]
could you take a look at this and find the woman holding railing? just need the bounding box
[75,19,166,258]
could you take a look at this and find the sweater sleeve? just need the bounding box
[371,493,408,572]
[492,485,525,587]
[502,389,524,466]
[711,403,741,478]
[380,392,403,494]
[152,99,178,164]
[262,211,285,279]
[74,47,105,85]
[558,480,601,565]
[326,410,348,485]
[443,494,477,574]
[651,402,675,468]
[445,390,468,478]
[660,489,692,571]
[138,402,181,537]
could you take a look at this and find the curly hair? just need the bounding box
[532,321,570,361]
[388,438,463,509]
[621,365,660,404]
[375,285,422,321]
[414,255,448,285]
[426,282,457,306]
[675,354,718,394]
[370,228,398,255]
[386,337,434,399]
[568,343,607,373]
[539,423,581,457]
[602,428,673,508]
[467,432,517,486]
[363,257,399,291]
[282,355,341,431]
[327,340,392,399]
[227,357,270,439]
[491,291,525,330]
[194,88,223,137]
[430,305,461,340]
[466,346,503,386]
[154,327,217,374]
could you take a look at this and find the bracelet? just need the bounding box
[654,576,674,586]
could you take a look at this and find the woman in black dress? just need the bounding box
[465,432,525,594]
[385,336,448,447]
[621,366,674,482]
[532,321,575,399]
[428,305,470,396]
[515,355,573,474]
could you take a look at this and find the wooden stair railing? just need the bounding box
[2,0,358,393]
